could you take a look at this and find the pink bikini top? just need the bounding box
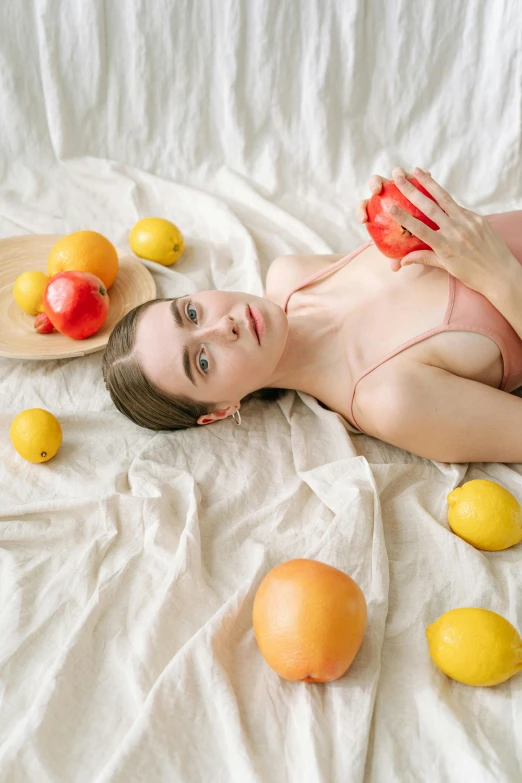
[283,222,522,432]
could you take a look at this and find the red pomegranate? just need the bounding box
[34,313,54,334]
[43,271,109,340]
[366,176,440,259]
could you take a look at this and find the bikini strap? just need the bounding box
[283,241,373,313]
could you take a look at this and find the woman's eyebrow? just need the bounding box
[169,297,197,387]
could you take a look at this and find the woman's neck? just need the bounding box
[266,309,346,396]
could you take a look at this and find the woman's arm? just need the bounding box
[354,361,522,463]
[357,167,522,341]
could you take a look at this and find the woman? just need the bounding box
[102,167,522,463]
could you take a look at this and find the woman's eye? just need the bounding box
[186,302,210,374]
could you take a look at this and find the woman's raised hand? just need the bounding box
[356,166,520,296]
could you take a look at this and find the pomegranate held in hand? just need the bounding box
[366,176,439,259]
[44,271,109,340]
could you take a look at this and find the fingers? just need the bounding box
[387,201,441,248]
[411,167,462,217]
[356,199,370,223]
[391,249,443,273]
[368,171,415,193]
[357,168,438,225]
[391,167,459,223]
[369,174,386,194]
[357,175,386,222]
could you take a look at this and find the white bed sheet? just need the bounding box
[0,1,521,781]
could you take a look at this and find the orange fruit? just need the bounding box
[48,231,119,289]
[252,558,367,682]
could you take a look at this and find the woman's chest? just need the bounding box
[287,247,450,373]
[282,246,503,417]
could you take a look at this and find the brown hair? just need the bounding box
[102,296,286,431]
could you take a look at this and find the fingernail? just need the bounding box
[389,205,399,215]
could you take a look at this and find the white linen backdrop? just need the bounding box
[0,1,521,781]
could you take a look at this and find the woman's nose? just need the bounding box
[202,316,237,340]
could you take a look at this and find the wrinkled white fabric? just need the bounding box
[0,1,521,782]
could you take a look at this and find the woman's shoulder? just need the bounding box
[264,253,347,307]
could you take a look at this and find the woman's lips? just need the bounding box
[250,306,264,344]
[246,306,259,343]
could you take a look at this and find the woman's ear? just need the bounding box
[197,405,239,426]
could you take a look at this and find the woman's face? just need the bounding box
[134,292,289,420]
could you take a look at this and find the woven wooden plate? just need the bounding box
[0,234,156,360]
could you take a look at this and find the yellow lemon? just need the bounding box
[447,479,522,551]
[129,217,184,266]
[48,230,119,289]
[10,408,62,464]
[426,608,522,686]
[13,271,49,315]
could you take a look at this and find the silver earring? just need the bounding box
[232,410,241,426]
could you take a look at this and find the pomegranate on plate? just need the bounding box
[43,271,109,340]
